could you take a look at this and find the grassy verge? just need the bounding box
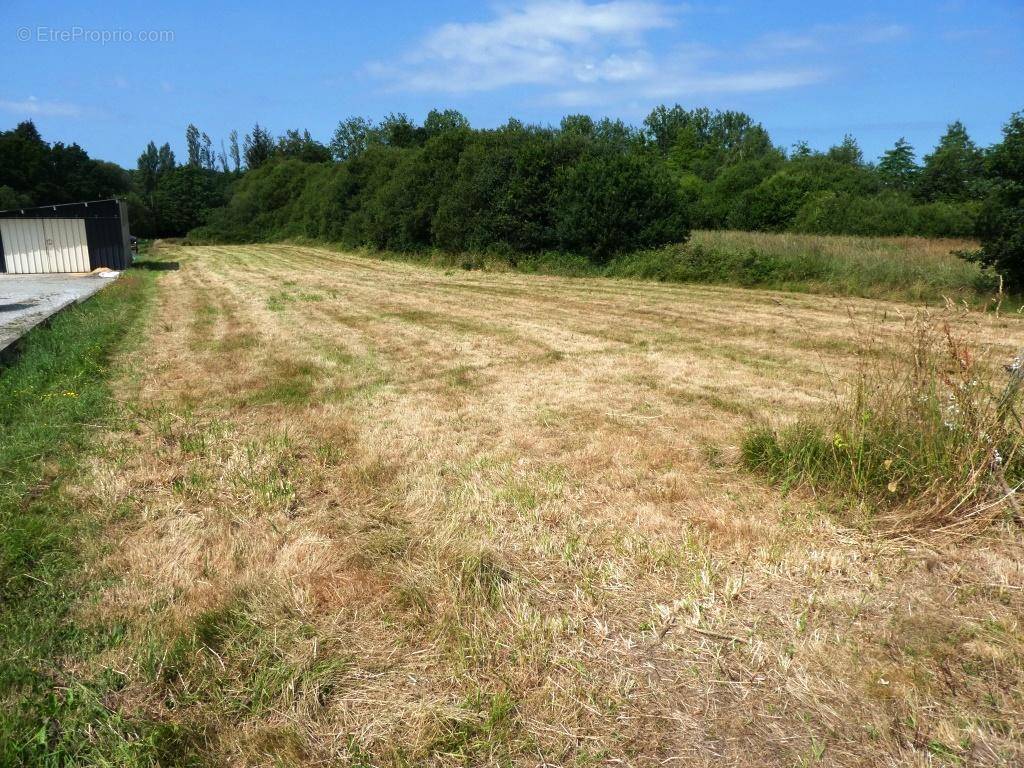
[607,230,997,304]
[0,268,185,765]
[742,313,1024,535]
[221,229,1003,307]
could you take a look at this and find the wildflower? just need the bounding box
[63,391,78,397]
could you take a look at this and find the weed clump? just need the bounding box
[743,314,1024,534]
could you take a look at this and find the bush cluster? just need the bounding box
[183,106,1007,259]
[189,124,691,261]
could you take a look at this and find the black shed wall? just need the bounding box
[0,198,132,271]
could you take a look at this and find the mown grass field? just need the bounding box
[6,241,1024,766]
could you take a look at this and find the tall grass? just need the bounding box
[743,314,1024,535]
[607,231,996,304]
[300,229,998,305]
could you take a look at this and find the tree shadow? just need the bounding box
[130,260,180,271]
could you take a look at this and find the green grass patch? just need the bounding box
[742,316,1024,532]
[246,358,321,407]
[0,270,195,765]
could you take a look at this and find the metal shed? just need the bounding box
[0,198,133,274]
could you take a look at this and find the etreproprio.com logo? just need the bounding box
[17,26,175,44]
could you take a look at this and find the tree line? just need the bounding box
[1,106,1021,282]
[0,122,128,210]
[183,107,1015,249]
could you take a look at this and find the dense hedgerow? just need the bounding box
[181,105,1017,258]
[189,128,692,260]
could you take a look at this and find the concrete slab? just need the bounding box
[0,273,118,352]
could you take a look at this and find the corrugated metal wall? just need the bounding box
[0,220,48,273]
[84,217,130,270]
[0,219,90,273]
[0,198,132,272]
[47,219,91,272]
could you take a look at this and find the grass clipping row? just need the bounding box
[743,311,1024,538]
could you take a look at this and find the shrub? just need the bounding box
[551,149,690,262]
[191,128,690,260]
[789,192,979,238]
[433,130,563,253]
[743,314,1024,534]
[791,191,915,236]
[911,199,979,238]
[605,242,826,286]
[968,112,1024,288]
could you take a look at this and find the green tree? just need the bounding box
[649,105,777,181]
[552,149,690,261]
[643,104,689,152]
[0,185,27,209]
[827,134,864,166]
[969,112,1024,287]
[276,129,332,163]
[423,109,470,138]
[378,113,420,148]
[593,118,638,151]
[243,123,275,170]
[130,141,176,233]
[0,122,47,196]
[0,121,128,205]
[916,121,984,201]
[433,130,561,253]
[228,130,241,172]
[185,123,202,167]
[877,138,918,190]
[200,131,215,170]
[791,140,812,159]
[330,117,375,161]
[153,165,228,236]
[136,141,162,198]
[560,114,596,138]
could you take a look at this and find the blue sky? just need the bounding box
[3,0,1022,167]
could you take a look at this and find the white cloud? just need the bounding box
[749,23,908,56]
[369,0,823,102]
[0,96,82,117]
[855,23,907,44]
[750,31,824,55]
[549,68,826,107]
[644,69,826,97]
[370,0,675,92]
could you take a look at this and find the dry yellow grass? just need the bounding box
[70,243,1024,766]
